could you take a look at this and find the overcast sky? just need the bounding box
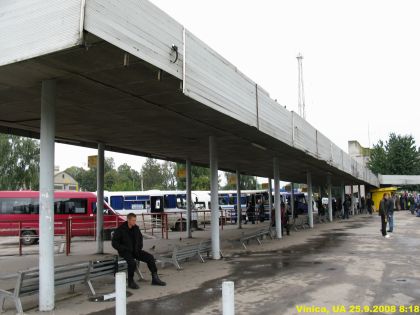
[56,0,420,174]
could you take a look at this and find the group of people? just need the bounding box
[112,191,420,290]
[244,200,266,224]
[396,192,420,211]
[331,194,375,219]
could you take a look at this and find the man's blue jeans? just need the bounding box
[387,213,394,232]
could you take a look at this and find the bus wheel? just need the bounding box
[21,230,37,246]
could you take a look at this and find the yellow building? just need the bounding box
[54,171,79,191]
[369,187,398,212]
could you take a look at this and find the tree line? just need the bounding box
[2,132,418,192]
[0,133,257,191]
[65,159,258,192]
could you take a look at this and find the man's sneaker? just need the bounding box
[385,234,391,238]
[128,280,139,289]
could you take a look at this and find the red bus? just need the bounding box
[0,191,126,245]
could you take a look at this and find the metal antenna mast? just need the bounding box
[297,53,306,120]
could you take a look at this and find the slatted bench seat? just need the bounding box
[197,239,223,263]
[291,215,310,230]
[0,261,91,314]
[239,226,273,249]
[86,257,121,295]
[158,239,222,270]
[0,256,141,314]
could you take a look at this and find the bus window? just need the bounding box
[219,195,229,205]
[110,196,124,211]
[92,202,114,215]
[164,195,177,209]
[55,199,87,215]
[0,198,39,214]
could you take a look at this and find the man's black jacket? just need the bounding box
[112,221,143,257]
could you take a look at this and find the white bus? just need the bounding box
[103,190,201,231]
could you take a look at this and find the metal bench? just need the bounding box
[158,239,222,270]
[87,256,122,295]
[291,215,310,230]
[86,256,145,296]
[197,239,223,263]
[0,261,91,314]
[239,226,273,249]
[0,256,140,313]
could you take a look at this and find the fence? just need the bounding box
[0,210,242,256]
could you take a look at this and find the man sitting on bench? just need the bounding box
[112,213,166,289]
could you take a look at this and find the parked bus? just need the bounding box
[103,190,200,231]
[280,192,309,215]
[0,191,125,245]
[217,190,268,222]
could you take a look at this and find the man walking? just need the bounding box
[379,193,390,238]
[112,213,166,289]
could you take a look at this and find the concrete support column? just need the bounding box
[268,178,273,221]
[358,184,362,213]
[39,80,56,311]
[96,142,105,254]
[290,182,295,218]
[186,159,192,238]
[273,158,282,239]
[236,170,242,229]
[327,175,333,222]
[307,172,314,228]
[209,136,220,259]
[350,185,354,215]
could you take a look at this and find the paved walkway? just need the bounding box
[1,212,419,314]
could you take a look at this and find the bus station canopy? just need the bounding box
[0,0,379,188]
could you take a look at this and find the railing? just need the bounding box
[194,209,239,230]
[0,209,250,257]
[138,213,168,239]
[0,218,69,256]
[0,217,123,256]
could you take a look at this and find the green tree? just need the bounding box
[65,166,88,189]
[368,133,420,175]
[161,161,177,190]
[141,158,165,190]
[367,140,388,174]
[223,172,257,190]
[111,163,141,191]
[176,163,213,190]
[65,157,118,191]
[0,134,40,190]
[386,133,420,175]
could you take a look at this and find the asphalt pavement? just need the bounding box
[1,211,419,315]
